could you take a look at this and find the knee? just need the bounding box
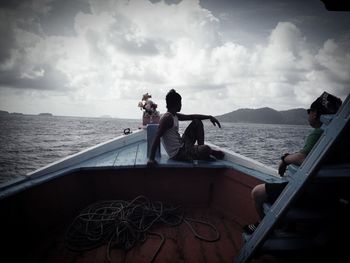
[197,145,211,158]
[192,119,203,128]
[251,184,267,201]
[202,145,211,155]
[200,144,211,155]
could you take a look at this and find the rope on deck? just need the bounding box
[65,195,219,263]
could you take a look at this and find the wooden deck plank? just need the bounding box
[153,225,184,263]
[94,150,120,167]
[129,232,180,263]
[113,143,139,167]
[78,157,99,167]
[78,150,119,167]
[176,217,206,263]
[134,140,148,166]
[78,140,227,170]
[207,211,237,263]
[223,217,245,255]
[78,248,97,263]
[109,247,126,263]
[186,208,224,263]
[34,207,245,263]
[122,217,184,262]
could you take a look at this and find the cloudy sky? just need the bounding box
[0,0,349,118]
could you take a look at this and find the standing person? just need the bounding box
[147,89,224,166]
[244,91,342,235]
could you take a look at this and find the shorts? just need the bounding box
[172,119,203,161]
[266,181,343,207]
[265,182,288,203]
[173,140,200,161]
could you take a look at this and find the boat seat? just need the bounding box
[147,124,160,158]
[262,164,350,224]
[258,236,323,256]
[237,97,350,263]
[253,164,350,256]
[255,167,350,256]
[243,230,324,257]
[314,163,350,179]
[256,118,350,241]
[262,202,330,223]
[286,163,350,204]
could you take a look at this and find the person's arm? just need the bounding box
[278,129,323,176]
[284,153,306,165]
[147,114,173,166]
[177,113,221,128]
[278,152,306,176]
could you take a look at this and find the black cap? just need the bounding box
[310,92,342,115]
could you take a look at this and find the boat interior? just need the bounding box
[1,166,264,263]
[0,95,349,263]
[237,96,350,262]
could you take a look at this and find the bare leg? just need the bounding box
[210,149,225,159]
[251,184,268,219]
[183,119,225,161]
[183,119,204,145]
[196,145,211,160]
[196,145,225,160]
[196,120,205,145]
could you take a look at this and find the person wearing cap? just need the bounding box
[243,92,342,235]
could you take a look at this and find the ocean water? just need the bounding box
[0,115,311,184]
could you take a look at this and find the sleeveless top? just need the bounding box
[161,113,184,158]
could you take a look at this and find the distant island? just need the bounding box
[215,107,308,125]
[0,110,25,116]
[99,115,112,118]
[1,108,309,125]
[0,110,54,117]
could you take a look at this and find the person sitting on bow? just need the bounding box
[147,89,224,166]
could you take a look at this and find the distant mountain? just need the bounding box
[0,110,9,115]
[38,113,53,116]
[216,107,308,125]
[279,108,308,125]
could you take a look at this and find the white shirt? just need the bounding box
[161,113,183,158]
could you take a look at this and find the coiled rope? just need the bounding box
[65,195,219,262]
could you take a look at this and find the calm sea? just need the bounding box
[0,114,311,184]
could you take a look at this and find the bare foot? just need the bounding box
[211,150,225,159]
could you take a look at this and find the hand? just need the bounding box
[147,159,158,167]
[278,161,287,176]
[209,116,221,128]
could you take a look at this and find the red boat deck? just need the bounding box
[25,207,245,263]
[1,167,271,263]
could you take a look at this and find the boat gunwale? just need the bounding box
[0,127,283,200]
[0,163,281,202]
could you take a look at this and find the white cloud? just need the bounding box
[316,39,350,83]
[0,0,349,118]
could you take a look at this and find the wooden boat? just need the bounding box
[1,95,349,263]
